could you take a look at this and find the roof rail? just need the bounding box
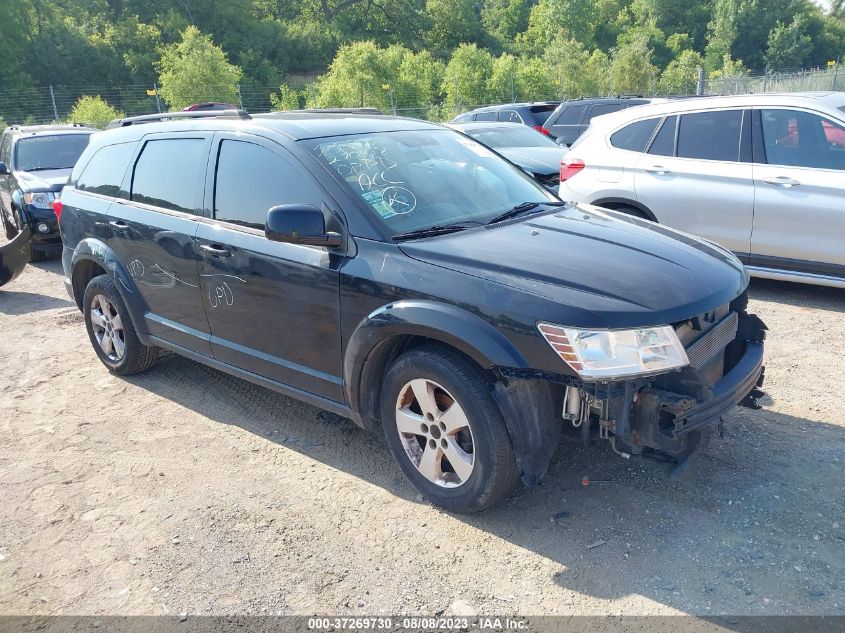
[106,110,251,129]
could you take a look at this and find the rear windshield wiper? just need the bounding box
[391,222,478,241]
[487,200,565,225]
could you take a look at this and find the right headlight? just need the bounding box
[538,322,689,381]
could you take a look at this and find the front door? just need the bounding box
[195,134,344,402]
[634,109,754,258]
[107,133,212,355]
[750,108,845,278]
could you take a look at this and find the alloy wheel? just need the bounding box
[395,378,475,488]
[90,294,126,362]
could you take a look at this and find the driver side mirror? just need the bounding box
[0,162,8,176]
[265,204,343,247]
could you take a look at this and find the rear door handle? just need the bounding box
[645,165,671,175]
[199,243,232,257]
[109,220,129,231]
[763,176,800,188]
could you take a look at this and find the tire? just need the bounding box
[380,345,520,512]
[613,205,649,220]
[29,248,47,263]
[83,274,159,375]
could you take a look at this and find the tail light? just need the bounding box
[52,198,63,222]
[532,125,551,136]
[560,157,585,182]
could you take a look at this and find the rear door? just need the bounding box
[195,133,344,402]
[107,133,212,355]
[750,108,845,278]
[633,108,754,257]
[546,104,586,144]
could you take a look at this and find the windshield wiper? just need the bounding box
[391,223,477,242]
[25,166,69,172]
[487,200,565,225]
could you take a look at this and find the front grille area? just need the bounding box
[674,302,735,384]
[685,312,738,370]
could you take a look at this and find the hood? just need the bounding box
[498,147,567,176]
[399,205,748,329]
[14,168,72,191]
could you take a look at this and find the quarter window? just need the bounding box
[475,111,497,122]
[77,143,136,197]
[677,110,742,161]
[609,118,660,152]
[131,139,205,213]
[214,140,323,229]
[648,116,677,156]
[760,109,845,170]
[553,105,585,125]
[587,103,624,121]
[499,110,522,123]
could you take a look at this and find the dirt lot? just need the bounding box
[0,258,844,619]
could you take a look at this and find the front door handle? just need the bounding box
[199,243,232,257]
[763,176,800,188]
[109,220,129,231]
[645,165,671,175]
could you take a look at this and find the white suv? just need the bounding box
[559,92,845,288]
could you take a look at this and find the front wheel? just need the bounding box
[380,345,520,512]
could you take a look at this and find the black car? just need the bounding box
[544,97,663,145]
[450,102,560,135]
[58,111,766,512]
[0,124,95,261]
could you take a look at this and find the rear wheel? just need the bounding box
[381,345,519,512]
[612,205,649,220]
[83,275,159,375]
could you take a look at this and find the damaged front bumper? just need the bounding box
[0,226,31,288]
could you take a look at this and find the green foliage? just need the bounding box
[443,44,494,109]
[67,96,125,129]
[269,84,302,111]
[610,36,658,94]
[482,0,532,49]
[766,15,816,70]
[157,26,243,110]
[658,49,704,94]
[544,38,611,97]
[425,0,482,53]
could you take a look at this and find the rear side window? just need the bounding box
[587,103,624,121]
[553,105,585,125]
[77,143,136,197]
[677,110,742,161]
[214,140,323,230]
[648,116,677,156]
[610,118,660,152]
[499,110,521,123]
[131,139,205,213]
[475,111,496,122]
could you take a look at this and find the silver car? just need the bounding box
[559,92,845,288]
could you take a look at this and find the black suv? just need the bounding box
[58,111,765,512]
[450,102,561,134]
[0,124,95,261]
[544,97,663,145]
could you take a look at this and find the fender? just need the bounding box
[590,197,657,222]
[70,238,151,343]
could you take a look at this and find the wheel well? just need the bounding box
[71,259,107,309]
[592,198,656,221]
[355,335,494,432]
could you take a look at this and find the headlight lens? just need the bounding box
[538,322,689,380]
[24,192,56,209]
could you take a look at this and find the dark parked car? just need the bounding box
[58,111,766,511]
[544,97,665,145]
[448,121,568,188]
[0,124,95,261]
[183,102,239,111]
[450,102,561,135]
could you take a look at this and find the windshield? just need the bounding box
[464,126,560,149]
[15,134,92,171]
[307,129,557,236]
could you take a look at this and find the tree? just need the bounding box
[313,41,395,109]
[67,96,124,129]
[765,15,814,70]
[156,26,242,110]
[610,36,658,95]
[269,84,302,110]
[443,44,494,111]
[425,0,482,53]
[544,38,610,97]
[658,49,704,95]
[482,0,531,50]
[705,0,738,70]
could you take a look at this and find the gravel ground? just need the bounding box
[0,258,843,618]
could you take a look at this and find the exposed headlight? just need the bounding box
[24,192,56,209]
[538,323,689,380]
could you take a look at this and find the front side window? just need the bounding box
[609,118,660,152]
[214,140,323,229]
[761,109,845,170]
[554,105,585,126]
[308,130,556,236]
[15,134,92,172]
[466,126,559,149]
[131,138,205,213]
[475,111,497,122]
[77,142,136,197]
[677,110,742,161]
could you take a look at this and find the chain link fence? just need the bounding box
[2,64,843,127]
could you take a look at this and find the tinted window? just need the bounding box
[588,103,624,121]
[0,135,10,164]
[760,109,845,170]
[677,110,742,161]
[466,126,559,148]
[648,116,677,156]
[475,111,497,121]
[499,110,522,123]
[131,139,205,213]
[214,140,324,229]
[553,105,585,125]
[15,134,91,171]
[610,118,659,152]
[452,114,472,123]
[77,143,136,197]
